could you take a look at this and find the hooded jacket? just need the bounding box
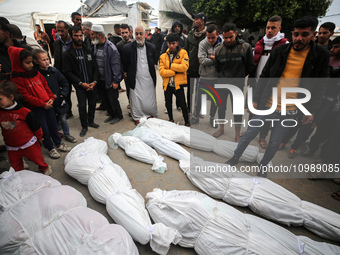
[159,47,189,90]
[9,46,55,109]
[160,20,186,54]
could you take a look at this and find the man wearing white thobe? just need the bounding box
[122,26,158,125]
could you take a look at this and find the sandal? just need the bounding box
[331,191,340,201]
[213,129,224,138]
[259,138,268,149]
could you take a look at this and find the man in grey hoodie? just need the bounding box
[194,24,222,127]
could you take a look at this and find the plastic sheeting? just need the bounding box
[64,137,108,166]
[64,141,182,255]
[124,126,190,161]
[0,169,138,255]
[108,133,167,173]
[158,0,192,30]
[181,156,340,241]
[146,189,340,255]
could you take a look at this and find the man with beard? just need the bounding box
[116,24,133,108]
[316,22,335,50]
[122,26,157,125]
[63,26,99,137]
[91,25,123,125]
[71,12,82,28]
[226,16,329,175]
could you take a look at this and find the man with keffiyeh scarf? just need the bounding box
[250,15,288,149]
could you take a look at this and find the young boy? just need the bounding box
[8,46,71,159]
[0,80,52,175]
[159,33,190,126]
[32,49,77,143]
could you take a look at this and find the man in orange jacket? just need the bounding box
[159,33,190,126]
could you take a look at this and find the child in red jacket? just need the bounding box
[8,46,71,159]
[0,80,52,174]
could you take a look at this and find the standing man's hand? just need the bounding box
[301,115,314,125]
[111,83,118,89]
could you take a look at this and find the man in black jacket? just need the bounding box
[122,26,157,125]
[63,26,99,137]
[226,16,330,174]
[54,20,73,118]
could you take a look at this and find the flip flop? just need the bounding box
[259,138,268,149]
[331,191,340,201]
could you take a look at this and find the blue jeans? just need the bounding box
[58,113,70,136]
[32,107,61,151]
[234,111,297,165]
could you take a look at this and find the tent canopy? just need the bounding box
[0,0,80,37]
[78,0,130,18]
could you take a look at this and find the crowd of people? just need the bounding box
[0,11,339,200]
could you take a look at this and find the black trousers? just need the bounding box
[217,88,242,123]
[102,85,123,119]
[74,85,96,128]
[165,86,189,125]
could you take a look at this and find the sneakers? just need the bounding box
[278,143,285,150]
[48,148,60,159]
[43,165,52,176]
[65,135,77,143]
[288,149,296,159]
[225,156,239,166]
[57,143,71,152]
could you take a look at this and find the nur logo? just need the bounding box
[198,82,223,115]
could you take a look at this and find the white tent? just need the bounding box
[0,0,81,37]
[158,0,192,30]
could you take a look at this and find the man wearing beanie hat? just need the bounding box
[91,24,123,125]
[159,33,190,126]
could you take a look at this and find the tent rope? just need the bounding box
[86,0,109,18]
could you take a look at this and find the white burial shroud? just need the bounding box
[124,126,190,161]
[181,156,340,242]
[0,169,138,255]
[108,133,167,173]
[64,151,181,255]
[146,189,340,255]
[64,137,108,166]
[139,117,267,164]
